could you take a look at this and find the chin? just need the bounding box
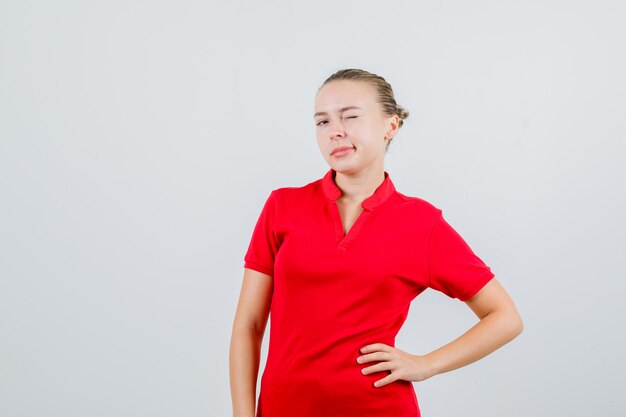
[329,162,362,176]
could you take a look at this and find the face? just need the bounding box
[314,80,398,175]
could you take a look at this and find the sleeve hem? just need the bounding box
[244,260,274,278]
[457,272,495,302]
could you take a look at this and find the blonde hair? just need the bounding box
[318,68,409,151]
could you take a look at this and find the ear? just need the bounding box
[385,114,400,139]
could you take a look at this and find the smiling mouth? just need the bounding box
[332,146,355,157]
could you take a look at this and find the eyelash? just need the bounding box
[316,116,358,126]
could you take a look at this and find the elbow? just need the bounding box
[489,307,523,343]
[508,310,524,340]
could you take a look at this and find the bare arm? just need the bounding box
[229,268,273,417]
[419,277,524,379]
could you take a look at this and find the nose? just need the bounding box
[329,119,346,140]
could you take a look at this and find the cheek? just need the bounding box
[354,121,379,137]
[315,138,330,153]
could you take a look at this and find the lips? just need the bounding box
[332,146,355,156]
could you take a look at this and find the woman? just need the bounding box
[230,68,523,417]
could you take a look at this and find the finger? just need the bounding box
[357,352,378,363]
[362,359,397,376]
[360,343,389,353]
[360,362,386,375]
[373,373,396,388]
[358,351,393,364]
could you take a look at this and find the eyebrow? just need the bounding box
[313,106,363,118]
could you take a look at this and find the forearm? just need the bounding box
[424,308,523,378]
[229,327,263,417]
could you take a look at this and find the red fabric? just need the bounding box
[244,168,495,417]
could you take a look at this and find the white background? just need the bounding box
[1,1,625,416]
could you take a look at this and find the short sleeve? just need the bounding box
[427,210,495,301]
[243,190,280,277]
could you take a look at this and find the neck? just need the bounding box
[333,167,385,204]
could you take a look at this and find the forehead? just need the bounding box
[314,80,377,116]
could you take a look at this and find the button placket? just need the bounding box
[330,200,372,251]
[321,168,396,251]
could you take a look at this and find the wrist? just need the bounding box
[409,352,439,382]
[423,352,440,379]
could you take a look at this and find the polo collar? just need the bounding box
[321,168,396,210]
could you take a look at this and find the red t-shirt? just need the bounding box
[243,168,495,417]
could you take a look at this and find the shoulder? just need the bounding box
[392,189,442,213]
[267,176,321,206]
[389,189,443,224]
